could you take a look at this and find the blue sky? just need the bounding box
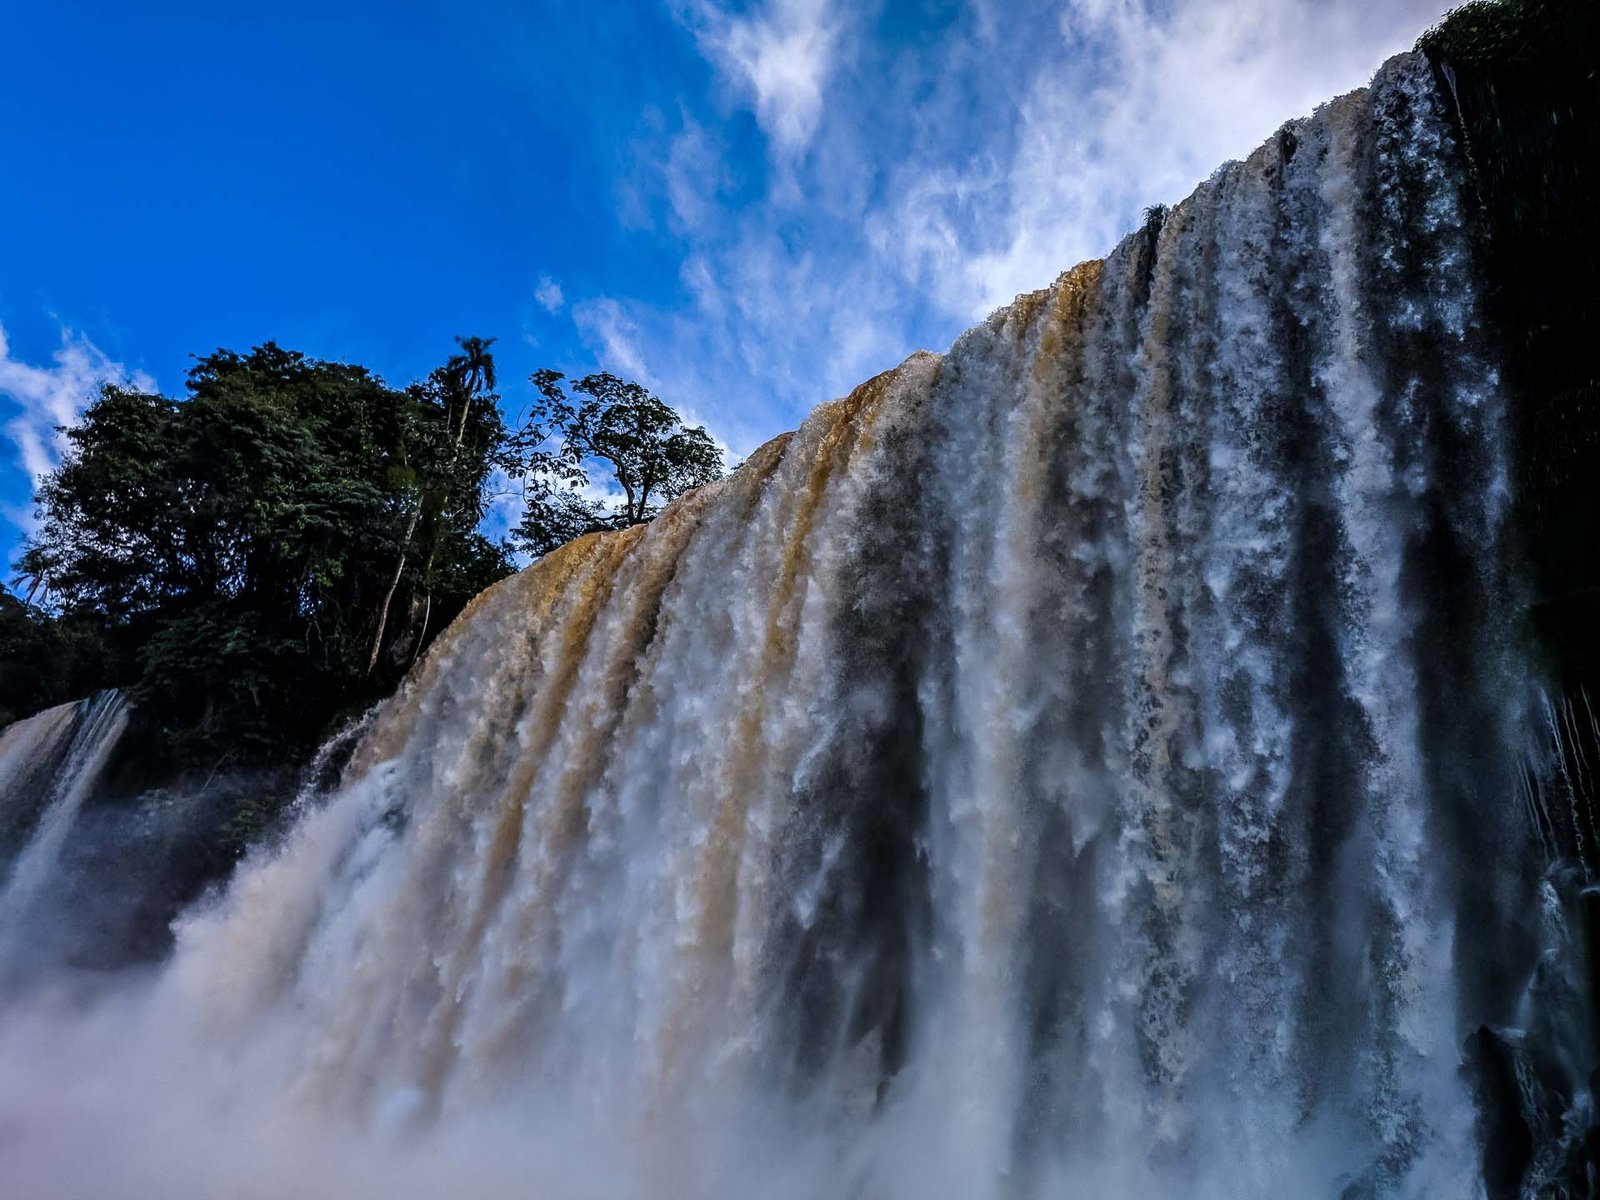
[0,0,1453,571]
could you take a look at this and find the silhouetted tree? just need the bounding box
[512,370,723,557]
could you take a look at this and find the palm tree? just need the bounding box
[366,336,499,676]
[449,336,497,450]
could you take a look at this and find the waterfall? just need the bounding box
[0,53,1556,1199]
[0,691,129,967]
[0,702,82,833]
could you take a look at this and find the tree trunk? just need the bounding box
[408,590,433,671]
[366,502,420,676]
[380,380,477,676]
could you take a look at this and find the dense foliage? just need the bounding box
[14,340,512,773]
[5,342,725,799]
[0,592,113,728]
[513,371,724,557]
[1418,0,1595,66]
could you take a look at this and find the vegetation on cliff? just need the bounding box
[512,370,724,557]
[13,341,509,775]
[5,341,721,818]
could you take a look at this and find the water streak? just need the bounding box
[0,692,129,965]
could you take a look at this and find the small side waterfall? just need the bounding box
[0,691,129,964]
[0,50,1576,1200]
[0,702,82,839]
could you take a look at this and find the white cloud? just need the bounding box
[586,0,1454,454]
[924,0,1449,317]
[535,276,565,313]
[680,0,844,155]
[663,115,728,232]
[0,322,155,532]
[572,298,655,388]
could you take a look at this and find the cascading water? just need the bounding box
[0,53,1565,1199]
[0,703,83,834]
[0,692,129,965]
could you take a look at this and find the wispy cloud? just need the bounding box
[907,0,1449,316]
[0,322,155,532]
[567,0,1453,453]
[535,276,565,313]
[681,0,845,156]
[571,298,655,387]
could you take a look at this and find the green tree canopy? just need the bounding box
[513,370,724,557]
[0,592,112,728]
[15,340,513,771]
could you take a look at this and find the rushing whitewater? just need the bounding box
[0,55,1558,1198]
[0,692,129,971]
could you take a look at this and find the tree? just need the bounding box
[364,336,509,674]
[0,593,118,728]
[512,370,724,557]
[16,341,514,771]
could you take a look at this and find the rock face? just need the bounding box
[1429,2,1600,1194]
[3,4,1599,1197]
